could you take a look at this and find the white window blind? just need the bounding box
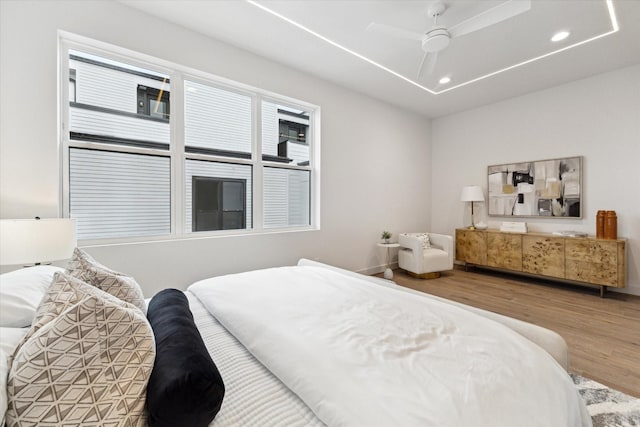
[69,149,171,239]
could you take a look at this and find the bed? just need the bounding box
[0,253,592,426]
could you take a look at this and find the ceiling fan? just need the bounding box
[368,0,531,78]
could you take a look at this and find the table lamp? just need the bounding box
[0,218,77,266]
[460,186,484,230]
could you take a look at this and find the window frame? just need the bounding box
[59,31,320,245]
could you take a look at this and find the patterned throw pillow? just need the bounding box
[5,290,155,426]
[415,233,431,249]
[10,272,128,356]
[31,272,127,335]
[66,248,146,314]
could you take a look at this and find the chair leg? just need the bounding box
[407,271,441,279]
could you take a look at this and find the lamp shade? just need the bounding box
[460,186,484,202]
[0,218,77,265]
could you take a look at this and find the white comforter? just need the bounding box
[189,266,591,427]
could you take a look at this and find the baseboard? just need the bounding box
[357,262,398,276]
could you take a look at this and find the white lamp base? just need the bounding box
[384,268,394,280]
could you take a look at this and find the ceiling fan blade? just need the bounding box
[426,51,438,75]
[367,22,424,42]
[449,0,531,39]
[417,51,438,78]
[417,52,429,78]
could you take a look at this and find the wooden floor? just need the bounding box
[381,266,640,398]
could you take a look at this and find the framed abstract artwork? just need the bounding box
[487,156,582,218]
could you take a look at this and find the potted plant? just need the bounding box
[381,231,392,244]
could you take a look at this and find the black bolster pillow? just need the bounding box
[146,289,225,427]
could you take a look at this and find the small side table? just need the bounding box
[377,242,400,279]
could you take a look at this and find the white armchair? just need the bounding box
[398,232,453,279]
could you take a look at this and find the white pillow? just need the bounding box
[0,327,29,425]
[0,266,63,328]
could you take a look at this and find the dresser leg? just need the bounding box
[600,285,607,298]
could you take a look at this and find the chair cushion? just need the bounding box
[422,248,450,272]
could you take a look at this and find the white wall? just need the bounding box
[431,65,640,295]
[0,1,432,295]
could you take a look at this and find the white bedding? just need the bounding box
[0,327,29,425]
[189,265,591,427]
[185,292,324,426]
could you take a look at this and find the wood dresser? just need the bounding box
[455,228,626,297]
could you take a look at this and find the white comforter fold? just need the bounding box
[189,266,591,427]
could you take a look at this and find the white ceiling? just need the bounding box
[120,0,640,118]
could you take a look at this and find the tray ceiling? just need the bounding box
[119,0,640,118]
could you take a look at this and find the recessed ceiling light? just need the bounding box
[551,31,571,42]
[439,76,451,85]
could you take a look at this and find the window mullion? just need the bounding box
[253,95,263,231]
[171,71,185,237]
[60,39,71,219]
[311,107,321,229]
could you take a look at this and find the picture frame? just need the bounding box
[487,156,582,218]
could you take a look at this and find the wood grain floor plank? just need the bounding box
[383,266,640,397]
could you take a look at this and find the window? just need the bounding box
[137,84,170,120]
[68,50,170,150]
[69,148,171,239]
[192,177,246,231]
[184,80,252,158]
[66,49,171,240]
[184,159,252,232]
[262,101,311,228]
[183,80,254,232]
[62,37,318,242]
[263,167,310,228]
[277,108,310,166]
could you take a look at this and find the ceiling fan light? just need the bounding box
[551,31,570,42]
[439,76,451,85]
[422,29,450,53]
